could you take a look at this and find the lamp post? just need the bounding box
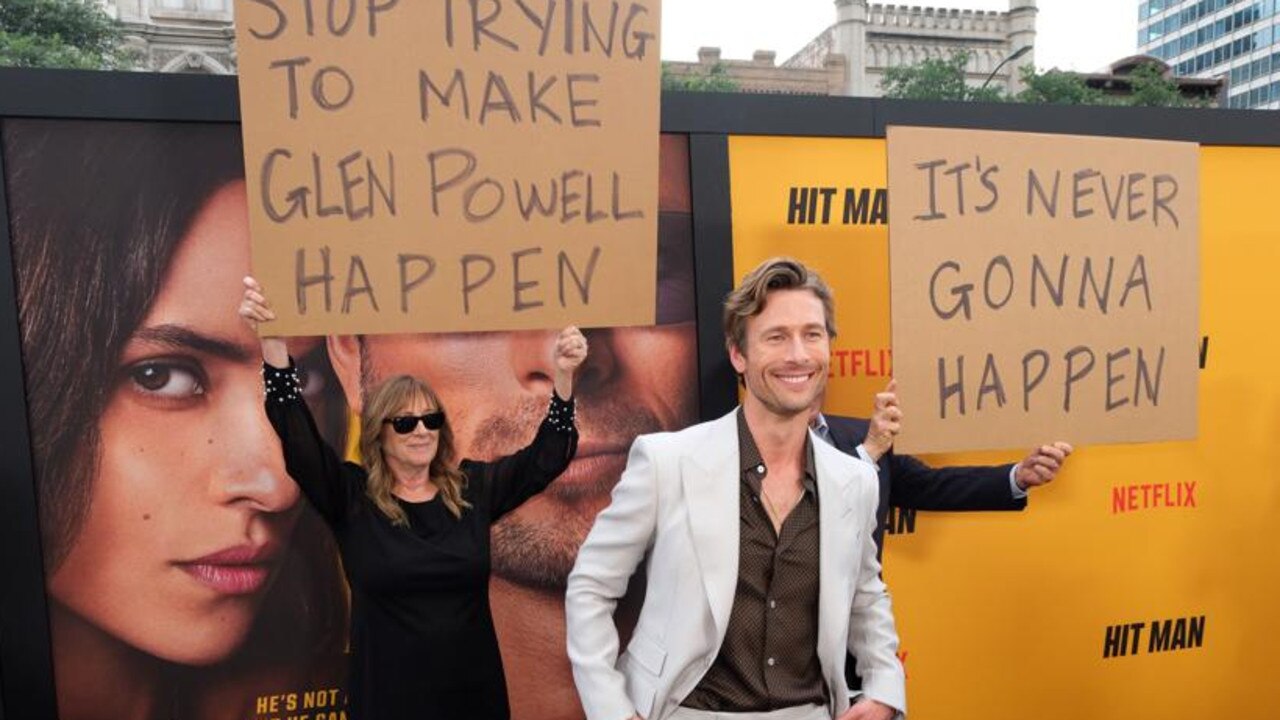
[980,45,1033,92]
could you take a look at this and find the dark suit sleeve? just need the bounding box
[824,413,1025,513]
[886,452,1026,512]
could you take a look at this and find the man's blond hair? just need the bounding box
[723,257,837,355]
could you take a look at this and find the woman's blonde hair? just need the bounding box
[360,376,470,524]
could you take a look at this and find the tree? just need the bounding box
[1015,68,1109,105]
[1126,61,1206,108]
[0,0,136,70]
[661,62,740,92]
[880,51,1003,102]
[882,51,1207,108]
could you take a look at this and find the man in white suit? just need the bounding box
[567,258,905,720]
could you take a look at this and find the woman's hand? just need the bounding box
[239,276,289,368]
[552,326,588,399]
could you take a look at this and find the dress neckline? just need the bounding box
[394,492,440,506]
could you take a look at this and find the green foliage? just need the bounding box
[0,0,136,70]
[661,62,740,93]
[880,51,1003,102]
[881,51,1207,108]
[1125,61,1207,108]
[1015,67,1109,105]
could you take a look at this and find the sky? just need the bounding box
[661,0,1139,74]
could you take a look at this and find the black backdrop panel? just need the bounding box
[0,116,57,720]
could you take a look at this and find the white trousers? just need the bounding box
[669,705,829,720]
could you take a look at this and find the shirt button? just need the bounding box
[767,657,776,667]
[757,464,766,475]
[769,599,777,609]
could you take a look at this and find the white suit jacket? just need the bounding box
[566,410,906,720]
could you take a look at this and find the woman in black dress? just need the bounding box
[239,276,587,720]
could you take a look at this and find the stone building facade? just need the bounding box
[663,47,849,95]
[99,0,1037,95]
[101,0,237,74]
[665,0,1038,97]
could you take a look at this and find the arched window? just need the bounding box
[160,51,231,75]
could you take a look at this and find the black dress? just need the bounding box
[263,362,577,720]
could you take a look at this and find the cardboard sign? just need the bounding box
[235,0,661,335]
[886,127,1199,453]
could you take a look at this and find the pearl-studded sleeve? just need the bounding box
[263,360,360,526]
[462,391,578,523]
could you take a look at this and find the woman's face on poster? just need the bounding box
[47,182,304,664]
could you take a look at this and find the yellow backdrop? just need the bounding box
[729,135,1280,719]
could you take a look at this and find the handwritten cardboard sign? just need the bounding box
[235,0,661,335]
[886,126,1199,453]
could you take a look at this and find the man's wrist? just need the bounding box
[856,442,884,466]
[1009,464,1029,498]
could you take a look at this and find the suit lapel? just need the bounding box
[813,434,861,694]
[681,411,741,642]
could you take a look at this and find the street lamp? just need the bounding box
[980,45,1033,91]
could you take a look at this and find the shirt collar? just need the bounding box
[736,408,818,493]
[810,412,831,444]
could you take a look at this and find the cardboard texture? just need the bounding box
[235,0,661,335]
[886,126,1199,453]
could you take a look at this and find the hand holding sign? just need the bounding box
[1013,442,1074,490]
[863,379,902,462]
[553,325,589,400]
[240,275,289,369]
[554,326,589,374]
[239,275,276,327]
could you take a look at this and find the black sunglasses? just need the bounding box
[384,412,445,434]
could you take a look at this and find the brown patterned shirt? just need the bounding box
[681,409,826,711]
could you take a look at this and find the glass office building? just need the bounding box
[1138,0,1280,108]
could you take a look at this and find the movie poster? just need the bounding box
[2,119,698,720]
[728,134,1280,720]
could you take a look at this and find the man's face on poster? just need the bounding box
[327,215,698,590]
